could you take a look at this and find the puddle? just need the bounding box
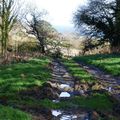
[53,100,60,103]
[52,110,62,117]
[60,84,71,89]
[52,110,91,120]
[59,92,71,98]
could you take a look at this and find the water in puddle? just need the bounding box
[59,92,71,98]
[52,110,90,120]
[52,110,62,117]
[60,84,70,89]
[53,100,60,103]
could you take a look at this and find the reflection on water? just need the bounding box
[60,84,70,89]
[53,100,60,103]
[52,109,90,120]
[52,110,62,117]
[59,92,71,98]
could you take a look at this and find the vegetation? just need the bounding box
[38,93,114,111]
[0,0,119,119]
[0,105,31,120]
[74,54,120,76]
[0,0,22,57]
[74,0,120,51]
[25,9,58,54]
[61,59,96,83]
[0,57,51,119]
[0,57,51,93]
[7,92,114,112]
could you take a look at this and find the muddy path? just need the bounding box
[48,59,119,120]
[74,60,120,101]
[49,59,93,120]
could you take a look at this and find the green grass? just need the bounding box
[74,54,120,76]
[0,56,51,94]
[7,93,114,111]
[0,105,31,120]
[0,56,52,119]
[62,59,96,83]
[38,93,114,111]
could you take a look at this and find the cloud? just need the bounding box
[27,0,87,27]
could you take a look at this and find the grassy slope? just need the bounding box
[0,56,51,119]
[62,59,96,83]
[74,54,120,76]
[0,105,31,120]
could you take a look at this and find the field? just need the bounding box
[0,55,119,119]
[0,57,51,119]
[74,54,120,76]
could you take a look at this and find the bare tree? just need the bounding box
[24,9,57,54]
[0,0,23,58]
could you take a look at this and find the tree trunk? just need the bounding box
[38,37,45,54]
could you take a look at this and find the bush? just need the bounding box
[18,41,40,53]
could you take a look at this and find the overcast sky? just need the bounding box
[26,0,87,32]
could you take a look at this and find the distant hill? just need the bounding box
[8,22,86,53]
[61,32,86,49]
[54,25,75,33]
[9,22,37,46]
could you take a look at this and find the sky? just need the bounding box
[27,0,87,33]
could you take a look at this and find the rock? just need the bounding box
[81,84,89,91]
[91,111,100,120]
[63,73,69,78]
[91,83,104,90]
[74,84,81,91]
[64,87,71,92]
[79,90,85,94]
[43,87,59,99]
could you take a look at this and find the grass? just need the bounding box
[7,93,114,112]
[38,93,114,111]
[74,54,120,76]
[0,56,51,94]
[0,56,52,119]
[0,105,31,120]
[61,59,96,83]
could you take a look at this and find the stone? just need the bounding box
[81,84,89,91]
[64,87,71,92]
[63,73,69,78]
[79,90,85,94]
[91,111,100,120]
[91,83,104,90]
[43,87,59,99]
[74,84,81,91]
